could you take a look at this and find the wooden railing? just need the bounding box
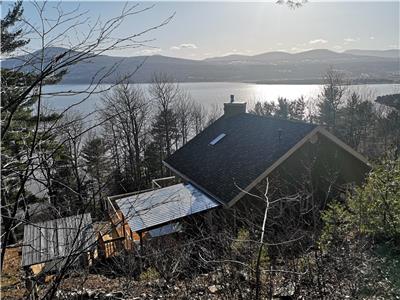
[151,176,176,189]
[105,176,177,214]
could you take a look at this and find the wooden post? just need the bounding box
[139,232,143,255]
[139,232,143,274]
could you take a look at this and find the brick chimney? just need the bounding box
[223,94,247,118]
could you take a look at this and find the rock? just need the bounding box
[208,285,221,294]
[112,291,124,297]
[101,291,124,299]
[274,282,296,298]
[86,290,96,298]
[239,271,249,281]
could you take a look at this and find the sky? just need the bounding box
[3,1,399,60]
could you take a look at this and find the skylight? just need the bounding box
[209,133,226,145]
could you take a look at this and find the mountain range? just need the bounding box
[2,47,399,84]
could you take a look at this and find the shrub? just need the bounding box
[139,267,160,282]
[231,228,250,253]
[348,155,400,242]
[320,200,352,251]
[318,155,400,298]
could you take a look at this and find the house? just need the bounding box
[109,96,370,240]
[21,213,96,275]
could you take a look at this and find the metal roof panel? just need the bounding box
[116,184,219,233]
[22,213,95,267]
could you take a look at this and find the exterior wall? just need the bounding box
[231,132,370,231]
[249,132,370,200]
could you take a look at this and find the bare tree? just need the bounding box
[56,113,87,214]
[206,103,223,126]
[148,73,183,157]
[101,81,150,191]
[175,91,193,146]
[1,0,172,271]
[191,102,207,135]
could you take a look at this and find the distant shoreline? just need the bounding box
[249,78,400,85]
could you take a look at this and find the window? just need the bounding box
[209,133,226,145]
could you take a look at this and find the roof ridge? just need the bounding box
[240,112,316,127]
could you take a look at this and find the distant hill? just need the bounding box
[344,49,400,59]
[205,49,358,64]
[2,47,399,84]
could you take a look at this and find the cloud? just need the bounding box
[221,49,247,56]
[170,43,198,50]
[344,38,357,42]
[180,43,197,49]
[333,45,343,50]
[222,52,241,56]
[309,39,328,44]
[291,47,313,52]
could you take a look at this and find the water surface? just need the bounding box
[42,82,400,113]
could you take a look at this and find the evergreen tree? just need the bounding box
[251,97,305,121]
[275,97,290,119]
[1,2,63,264]
[82,136,109,213]
[151,109,180,175]
[339,92,374,150]
[49,146,80,215]
[144,141,165,181]
[289,96,306,121]
[1,2,36,247]
[251,101,277,116]
[317,68,347,133]
[1,1,29,54]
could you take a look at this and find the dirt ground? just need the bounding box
[0,246,26,299]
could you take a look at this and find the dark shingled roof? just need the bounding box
[164,113,317,205]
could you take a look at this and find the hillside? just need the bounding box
[1,47,399,84]
[345,49,400,58]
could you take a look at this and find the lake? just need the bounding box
[42,82,400,114]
